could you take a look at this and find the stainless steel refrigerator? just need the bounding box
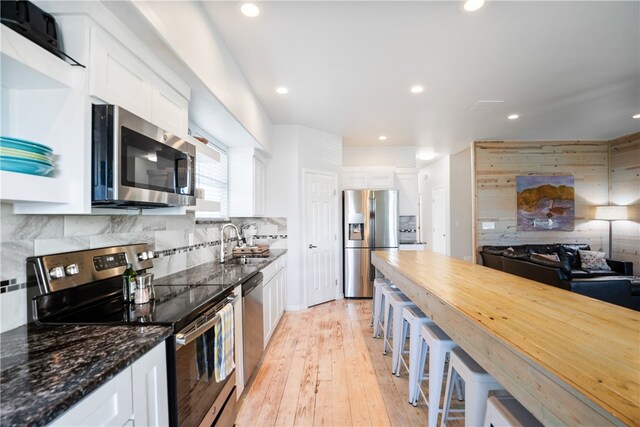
[343,189,399,298]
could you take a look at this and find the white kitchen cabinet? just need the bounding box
[49,362,134,427]
[229,147,267,217]
[48,342,168,427]
[131,343,169,426]
[395,169,419,216]
[0,24,89,214]
[1,7,191,214]
[261,256,287,347]
[263,277,274,348]
[341,167,395,190]
[90,27,189,137]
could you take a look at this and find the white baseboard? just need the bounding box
[284,304,307,311]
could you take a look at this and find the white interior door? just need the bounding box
[432,187,447,254]
[305,171,337,307]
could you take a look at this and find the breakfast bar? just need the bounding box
[371,250,640,427]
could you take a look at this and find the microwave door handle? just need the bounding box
[175,154,192,195]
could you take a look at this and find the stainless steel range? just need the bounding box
[27,244,239,427]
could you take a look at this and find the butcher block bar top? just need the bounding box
[371,250,640,427]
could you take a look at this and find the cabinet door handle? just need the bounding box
[308,244,317,249]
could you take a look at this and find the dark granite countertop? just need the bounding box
[153,248,288,288]
[0,324,172,426]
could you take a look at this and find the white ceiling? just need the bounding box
[203,1,640,156]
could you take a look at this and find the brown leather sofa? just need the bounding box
[480,244,636,310]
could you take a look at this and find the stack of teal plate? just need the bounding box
[0,136,54,176]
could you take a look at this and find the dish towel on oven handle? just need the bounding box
[214,303,235,382]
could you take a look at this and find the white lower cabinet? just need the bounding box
[131,343,169,426]
[49,342,168,427]
[262,256,287,348]
[263,278,274,348]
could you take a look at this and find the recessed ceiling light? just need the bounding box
[410,86,424,94]
[507,114,519,120]
[240,2,260,17]
[275,87,289,94]
[378,135,388,141]
[633,113,640,119]
[416,152,435,161]
[463,0,485,12]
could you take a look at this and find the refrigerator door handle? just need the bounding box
[369,195,376,248]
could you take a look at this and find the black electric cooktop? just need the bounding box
[35,280,233,332]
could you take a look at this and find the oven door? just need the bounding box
[172,296,237,427]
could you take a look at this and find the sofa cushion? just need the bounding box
[529,253,563,268]
[579,250,611,271]
[503,249,529,260]
[584,269,618,277]
[570,269,591,279]
[557,244,591,270]
[524,244,560,255]
[482,246,508,255]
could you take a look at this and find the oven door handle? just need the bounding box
[175,295,238,348]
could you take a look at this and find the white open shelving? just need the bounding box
[1,25,88,212]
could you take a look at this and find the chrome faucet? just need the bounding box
[220,223,240,263]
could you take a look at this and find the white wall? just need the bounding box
[449,148,473,260]
[418,156,450,253]
[266,125,342,310]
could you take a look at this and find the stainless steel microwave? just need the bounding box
[92,104,196,208]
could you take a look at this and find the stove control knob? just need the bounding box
[138,252,149,261]
[147,251,154,259]
[49,266,65,279]
[65,264,79,276]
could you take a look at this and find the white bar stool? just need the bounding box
[371,278,392,331]
[441,347,505,427]
[382,292,415,374]
[395,305,433,403]
[484,396,543,427]
[414,323,459,427]
[374,282,402,339]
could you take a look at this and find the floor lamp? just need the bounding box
[594,205,628,257]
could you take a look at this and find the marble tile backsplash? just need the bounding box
[0,203,287,332]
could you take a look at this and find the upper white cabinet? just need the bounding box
[89,27,189,138]
[340,167,419,215]
[229,147,266,217]
[395,169,419,216]
[0,23,89,214]
[341,167,395,190]
[1,5,192,214]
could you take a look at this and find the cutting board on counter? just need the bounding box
[233,245,269,255]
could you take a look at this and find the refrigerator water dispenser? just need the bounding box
[349,223,364,240]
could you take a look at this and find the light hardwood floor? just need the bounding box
[236,299,464,427]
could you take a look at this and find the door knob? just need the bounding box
[309,244,317,249]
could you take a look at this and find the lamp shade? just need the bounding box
[594,205,628,221]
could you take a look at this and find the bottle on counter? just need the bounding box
[122,262,137,303]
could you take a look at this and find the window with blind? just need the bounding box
[195,144,228,219]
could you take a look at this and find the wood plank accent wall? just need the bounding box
[610,132,640,272]
[474,141,609,255]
